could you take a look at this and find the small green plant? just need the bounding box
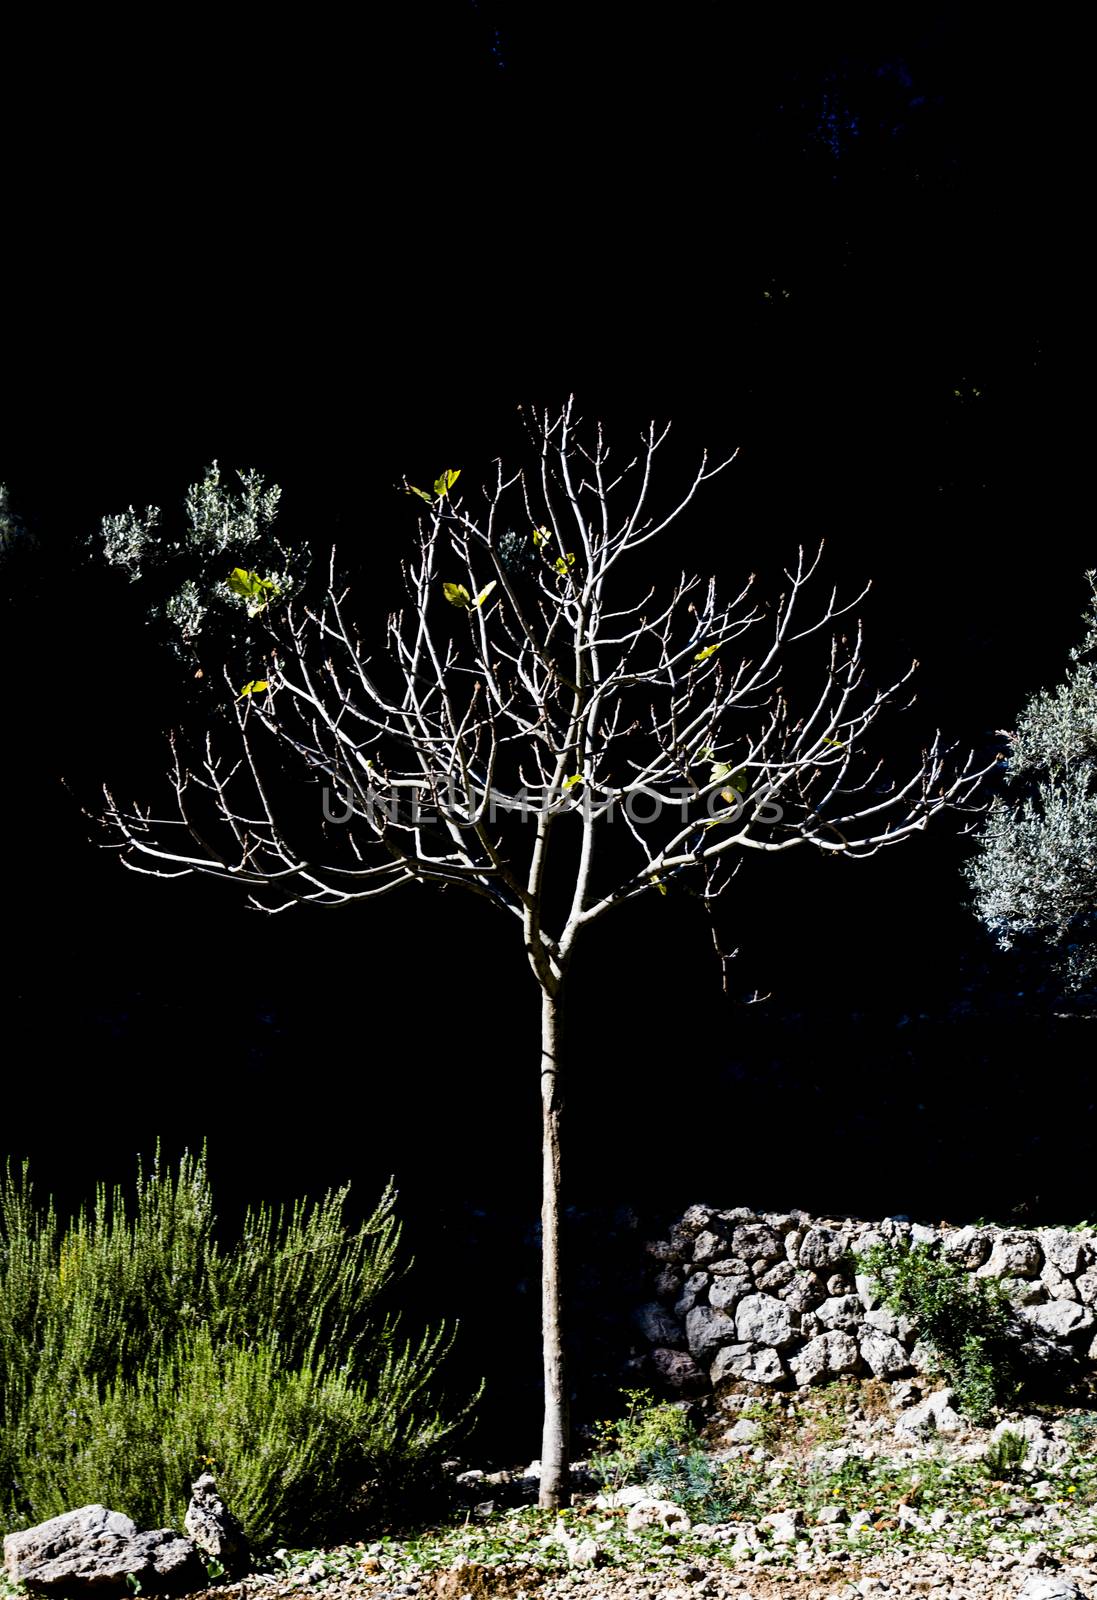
[590,1389,695,1493]
[857,1240,1021,1424]
[980,1428,1028,1482]
[590,1390,739,1522]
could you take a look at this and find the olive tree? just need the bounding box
[96,400,987,1506]
[966,571,1097,997]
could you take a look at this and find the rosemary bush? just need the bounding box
[0,1151,476,1548]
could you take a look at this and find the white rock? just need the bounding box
[816,1294,864,1332]
[859,1328,911,1378]
[735,1292,797,1349]
[1016,1577,1089,1599]
[1024,1300,1095,1342]
[625,1497,692,1534]
[790,1331,861,1386]
[894,1389,964,1439]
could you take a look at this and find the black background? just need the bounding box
[0,4,1086,1457]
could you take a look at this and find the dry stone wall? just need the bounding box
[636,1205,1097,1395]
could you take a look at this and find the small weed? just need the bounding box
[980,1429,1028,1482]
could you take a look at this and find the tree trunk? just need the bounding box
[538,984,569,1509]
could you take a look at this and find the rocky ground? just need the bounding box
[137,1379,1097,1600]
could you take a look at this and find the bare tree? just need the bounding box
[98,399,988,1508]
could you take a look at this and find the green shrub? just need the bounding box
[0,1150,478,1549]
[590,1389,738,1522]
[980,1428,1028,1482]
[857,1240,1020,1423]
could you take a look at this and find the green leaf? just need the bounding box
[694,643,721,662]
[650,875,668,897]
[532,526,549,546]
[238,679,269,699]
[822,735,846,749]
[407,485,434,504]
[563,773,583,790]
[443,582,471,607]
[433,468,461,498]
[554,552,576,577]
[227,568,280,614]
[472,580,497,609]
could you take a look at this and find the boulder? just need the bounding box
[1040,1230,1085,1279]
[625,1497,692,1534]
[790,1331,861,1386]
[4,1506,205,1596]
[735,1293,797,1349]
[709,1344,785,1386]
[797,1227,847,1271]
[184,1473,249,1572]
[686,1304,737,1360]
[691,1228,728,1265]
[633,1301,685,1348]
[708,1274,753,1314]
[941,1225,991,1270]
[731,1222,784,1263]
[1016,1579,1088,1600]
[1024,1300,1095,1342]
[978,1234,1043,1280]
[859,1328,911,1378]
[815,1294,863,1332]
[674,1272,710,1318]
[651,1346,707,1394]
[893,1387,964,1439]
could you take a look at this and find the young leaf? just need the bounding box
[563,773,583,790]
[238,679,269,699]
[227,568,280,614]
[554,552,576,577]
[650,875,668,897]
[434,468,461,498]
[443,582,471,608]
[472,580,497,609]
[406,485,434,504]
[532,525,549,546]
[694,643,721,662]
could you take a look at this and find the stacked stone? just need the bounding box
[635,1205,1097,1396]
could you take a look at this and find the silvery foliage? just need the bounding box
[966,573,1097,992]
[96,462,294,657]
[0,483,26,555]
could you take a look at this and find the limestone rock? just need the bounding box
[1016,1578,1088,1600]
[894,1388,964,1439]
[709,1343,785,1386]
[790,1331,861,1386]
[735,1292,797,1349]
[941,1225,991,1269]
[859,1328,911,1378]
[979,1234,1044,1280]
[815,1294,863,1332]
[708,1274,753,1314]
[674,1272,710,1318]
[184,1473,249,1572]
[633,1301,685,1348]
[1040,1230,1085,1279]
[1024,1300,1095,1342]
[625,1497,692,1534]
[3,1505,205,1596]
[731,1222,784,1263]
[651,1346,707,1393]
[686,1304,737,1360]
[797,1227,847,1271]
